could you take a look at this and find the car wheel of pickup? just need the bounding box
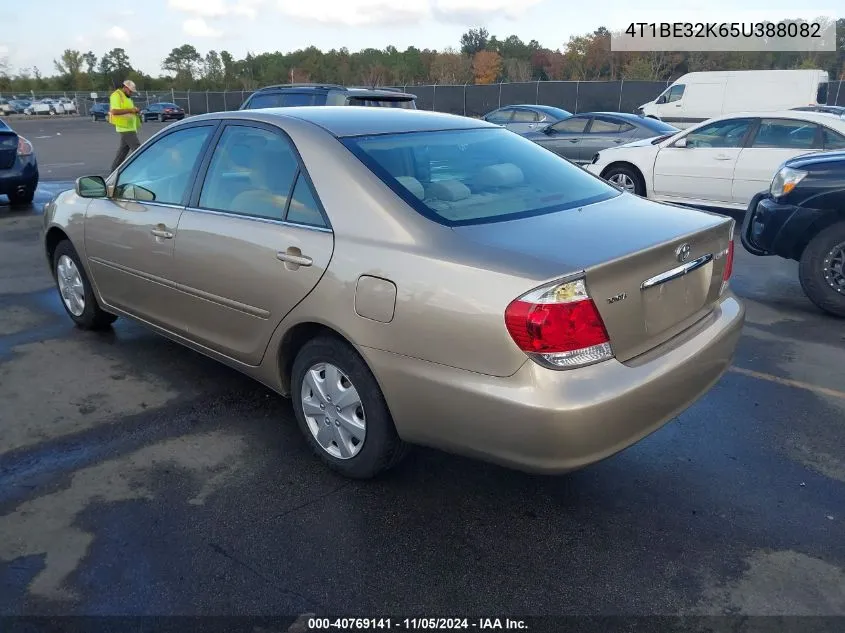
[799,221,845,318]
[291,335,408,479]
[53,240,118,330]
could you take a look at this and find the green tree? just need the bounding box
[460,28,489,57]
[98,48,134,87]
[162,44,202,86]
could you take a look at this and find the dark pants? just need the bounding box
[111,131,141,173]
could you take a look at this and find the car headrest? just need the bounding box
[396,176,425,200]
[476,163,524,188]
[428,179,471,202]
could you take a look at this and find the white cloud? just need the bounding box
[0,44,9,56]
[169,0,265,19]
[183,18,224,37]
[106,26,131,41]
[274,0,545,26]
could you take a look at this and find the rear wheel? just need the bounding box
[91,114,97,122]
[8,186,35,206]
[799,221,845,318]
[603,164,645,196]
[52,240,118,329]
[291,336,408,479]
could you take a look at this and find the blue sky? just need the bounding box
[1,0,839,76]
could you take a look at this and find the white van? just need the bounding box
[638,69,830,129]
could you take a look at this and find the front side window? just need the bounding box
[485,109,513,124]
[752,119,820,150]
[684,118,753,148]
[667,85,685,102]
[550,116,588,134]
[343,127,619,226]
[115,125,213,205]
[198,124,300,221]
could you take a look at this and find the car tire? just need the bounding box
[799,221,845,318]
[91,114,97,122]
[291,335,408,479]
[603,164,645,197]
[52,240,118,330]
[7,186,35,206]
[158,113,164,123]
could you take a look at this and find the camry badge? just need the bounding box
[675,243,691,263]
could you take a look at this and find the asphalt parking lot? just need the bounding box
[1,116,844,620]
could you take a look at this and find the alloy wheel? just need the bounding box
[823,241,845,294]
[608,173,636,193]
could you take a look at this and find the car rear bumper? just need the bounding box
[361,293,744,474]
[0,161,39,195]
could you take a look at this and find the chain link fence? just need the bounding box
[5,79,844,118]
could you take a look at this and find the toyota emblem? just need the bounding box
[675,243,691,262]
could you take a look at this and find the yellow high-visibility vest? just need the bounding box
[108,88,139,133]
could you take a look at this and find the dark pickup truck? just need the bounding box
[741,150,845,317]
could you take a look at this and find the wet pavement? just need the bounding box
[1,171,844,617]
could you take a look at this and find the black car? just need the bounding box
[0,118,39,206]
[239,83,417,110]
[741,150,845,317]
[141,102,186,122]
[90,102,110,121]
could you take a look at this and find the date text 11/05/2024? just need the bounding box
[306,618,528,630]
[623,21,825,39]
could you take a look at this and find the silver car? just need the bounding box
[482,105,572,134]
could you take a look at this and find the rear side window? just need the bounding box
[343,127,618,226]
[752,119,820,149]
[589,118,635,134]
[822,128,845,150]
[245,92,326,108]
[511,109,540,123]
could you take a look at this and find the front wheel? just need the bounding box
[603,165,645,196]
[158,113,164,123]
[291,336,408,479]
[799,222,845,318]
[52,240,118,330]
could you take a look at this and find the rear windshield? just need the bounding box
[342,127,619,226]
[347,97,416,109]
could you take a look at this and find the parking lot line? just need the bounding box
[729,366,845,401]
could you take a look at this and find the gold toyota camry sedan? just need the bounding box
[42,107,745,479]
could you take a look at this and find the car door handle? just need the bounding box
[150,228,174,239]
[714,155,732,161]
[568,139,579,143]
[276,251,313,267]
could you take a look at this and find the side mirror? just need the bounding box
[76,175,108,198]
[542,125,555,135]
[674,138,689,148]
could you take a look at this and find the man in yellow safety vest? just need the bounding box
[108,79,142,172]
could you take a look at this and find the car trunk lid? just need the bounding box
[0,130,18,170]
[453,193,734,363]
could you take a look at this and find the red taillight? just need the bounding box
[723,239,734,282]
[504,278,613,369]
[17,136,33,156]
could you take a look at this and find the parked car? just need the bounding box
[586,111,845,210]
[0,98,12,115]
[791,105,845,118]
[90,102,110,121]
[0,118,39,205]
[523,112,679,165]
[481,105,572,133]
[638,69,830,129]
[141,102,186,122]
[42,107,744,479]
[240,83,417,110]
[8,99,31,114]
[58,98,77,114]
[25,100,52,116]
[741,151,845,317]
[43,99,66,115]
